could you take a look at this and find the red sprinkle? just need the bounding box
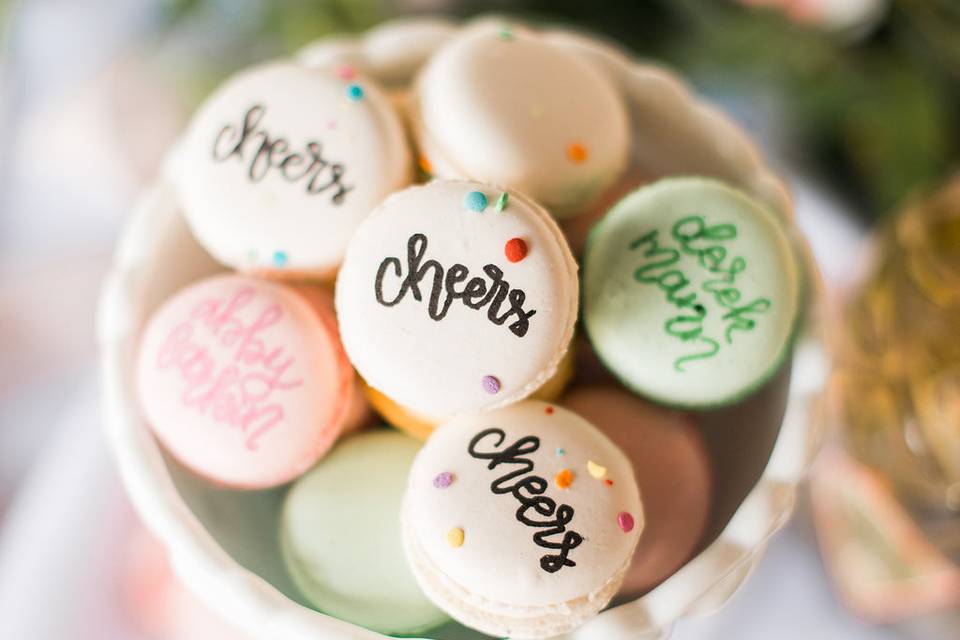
[618,512,635,533]
[504,238,528,263]
[545,406,555,415]
[604,479,614,487]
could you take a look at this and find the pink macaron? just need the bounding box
[136,273,365,489]
[564,386,712,596]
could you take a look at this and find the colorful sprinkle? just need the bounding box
[272,251,288,267]
[463,191,488,212]
[335,64,357,80]
[618,512,635,533]
[587,460,608,479]
[504,238,528,263]
[604,479,614,487]
[418,155,433,175]
[346,84,364,101]
[567,142,588,164]
[494,192,509,213]
[555,469,574,489]
[481,375,501,394]
[499,25,513,41]
[433,472,455,489]
[556,447,566,456]
[446,527,465,548]
[545,406,555,415]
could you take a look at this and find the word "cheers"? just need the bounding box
[468,428,583,573]
[155,287,303,451]
[212,104,353,205]
[375,233,537,338]
[630,215,772,372]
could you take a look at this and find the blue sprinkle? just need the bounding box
[556,448,565,456]
[463,191,488,212]
[272,251,288,267]
[346,84,364,101]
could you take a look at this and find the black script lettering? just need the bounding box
[211,104,353,205]
[468,428,584,573]
[374,234,537,338]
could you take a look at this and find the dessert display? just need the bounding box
[281,429,448,634]
[119,16,812,640]
[401,401,643,639]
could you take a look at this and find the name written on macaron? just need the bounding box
[468,428,583,573]
[630,215,772,372]
[155,287,304,451]
[212,104,353,204]
[374,233,537,338]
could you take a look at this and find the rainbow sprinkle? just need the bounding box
[433,472,455,489]
[481,375,501,394]
[618,512,635,533]
[587,460,607,479]
[446,528,465,548]
[272,251,288,267]
[463,191,488,212]
[555,469,574,489]
[346,84,364,101]
[494,192,509,213]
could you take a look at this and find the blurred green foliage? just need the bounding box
[154,0,958,221]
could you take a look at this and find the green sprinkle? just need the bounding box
[495,192,509,213]
[499,25,513,41]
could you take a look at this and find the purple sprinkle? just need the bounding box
[481,375,501,394]
[433,472,454,489]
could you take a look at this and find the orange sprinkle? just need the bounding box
[555,468,574,489]
[545,406,555,415]
[567,142,588,164]
[418,155,433,175]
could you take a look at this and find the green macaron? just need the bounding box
[582,176,801,408]
[280,429,449,635]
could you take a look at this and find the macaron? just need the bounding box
[136,274,364,489]
[411,23,630,218]
[401,400,643,639]
[335,180,579,423]
[280,429,448,635]
[583,177,802,408]
[366,344,577,440]
[169,61,411,278]
[563,386,712,596]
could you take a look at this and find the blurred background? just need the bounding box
[0,0,958,638]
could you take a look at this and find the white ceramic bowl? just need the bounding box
[98,16,826,640]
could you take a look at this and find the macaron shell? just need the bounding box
[172,61,411,276]
[136,274,352,488]
[403,401,643,610]
[281,430,448,635]
[335,180,579,419]
[583,176,801,408]
[366,347,576,441]
[563,386,712,596]
[414,24,630,217]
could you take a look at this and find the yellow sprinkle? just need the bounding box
[555,468,574,489]
[587,460,607,479]
[446,527,464,548]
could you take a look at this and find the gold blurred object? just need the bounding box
[835,176,960,556]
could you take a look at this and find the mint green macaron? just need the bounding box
[583,177,801,408]
[280,429,448,635]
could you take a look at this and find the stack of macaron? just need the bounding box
[135,18,805,639]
